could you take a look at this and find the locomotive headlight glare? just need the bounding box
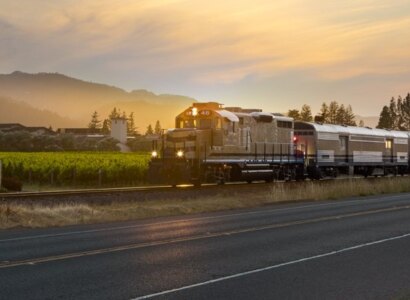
[151,151,158,158]
[176,150,184,158]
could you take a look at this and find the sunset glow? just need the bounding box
[1,0,410,115]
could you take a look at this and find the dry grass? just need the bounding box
[1,177,410,229]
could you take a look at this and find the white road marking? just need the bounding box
[132,232,410,299]
[0,193,408,243]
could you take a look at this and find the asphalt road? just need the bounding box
[1,193,410,300]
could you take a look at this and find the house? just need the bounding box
[0,123,55,135]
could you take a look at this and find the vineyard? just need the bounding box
[0,152,150,188]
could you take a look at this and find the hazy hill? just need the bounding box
[0,97,83,128]
[0,71,196,130]
[355,115,379,128]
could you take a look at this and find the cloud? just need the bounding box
[0,0,409,107]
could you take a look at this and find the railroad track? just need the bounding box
[0,175,407,200]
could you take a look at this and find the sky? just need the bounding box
[1,0,410,116]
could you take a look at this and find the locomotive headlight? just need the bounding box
[176,150,184,158]
[151,151,158,158]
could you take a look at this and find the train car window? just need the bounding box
[340,137,346,151]
[385,140,392,149]
[278,121,292,128]
[295,131,313,136]
[183,119,197,128]
[254,115,273,123]
[350,135,385,143]
[239,117,244,125]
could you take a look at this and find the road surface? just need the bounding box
[1,193,410,299]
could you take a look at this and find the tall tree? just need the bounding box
[109,107,121,119]
[102,119,110,134]
[344,105,356,126]
[388,97,398,129]
[88,111,101,131]
[376,106,393,129]
[400,93,410,130]
[336,104,346,124]
[319,102,329,123]
[127,112,137,135]
[300,105,313,122]
[328,101,339,124]
[154,120,162,135]
[397,96,405,130]
[287,109,300,120]
[145,124,154,136]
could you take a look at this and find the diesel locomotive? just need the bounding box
[148,102,410,185]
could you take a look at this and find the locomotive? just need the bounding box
[148,102,410,185]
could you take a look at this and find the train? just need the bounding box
[147,102,410,186]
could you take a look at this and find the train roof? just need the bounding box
[295,121,409,138]
[215,110,240,122]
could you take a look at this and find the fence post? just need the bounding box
[98,169,102,187]
[50,169,54,186]
[72,167,76,186]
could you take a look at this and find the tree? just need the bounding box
[319,102,329,123]
[300,105,313,122]
[388,97,398,129]
[127,112,137,135]
[328,101,339,124]
[401,93,410,130]
[397,96,406,130]
[344,105,356,126]
[145,124,154,135]
[336,104,345,124]
[287,109,300,120]
[376,106,393,129]
[88,111,101,131]
[109,107,121,119]
[154,120,162,135]
[102,119,110,134]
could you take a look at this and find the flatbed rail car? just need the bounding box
[148,102,305,185]
[294,122,410,178]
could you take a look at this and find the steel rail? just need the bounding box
[0,175,406,199]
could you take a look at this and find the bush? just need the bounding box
[1,176,23,191]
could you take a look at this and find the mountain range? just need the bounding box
[0,71,379,130]
[0,71,196,131]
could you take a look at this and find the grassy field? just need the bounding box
[1,177,410,229]
[0,152,150,188]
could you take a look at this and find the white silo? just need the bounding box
[110,117,127,144]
